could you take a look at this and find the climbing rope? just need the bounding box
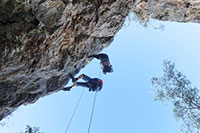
[87,70,102,133]
[88,90,98,133]
[64,69,102,133]
[65,89,84,133]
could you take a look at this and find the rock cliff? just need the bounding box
[0,0,134,121]
[1,0,200,121]
[133,0,200,23]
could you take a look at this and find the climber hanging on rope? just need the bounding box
[88,53,113,74]
[63,74,103,92]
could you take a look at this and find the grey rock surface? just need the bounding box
[0,0,134,121]
[1,0,199,122]
[133,0,200,23]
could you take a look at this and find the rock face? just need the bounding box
[1,0,199,122]
[0,0,134,121]
[133,0,200,23]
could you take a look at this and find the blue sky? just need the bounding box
[1,18,200,133]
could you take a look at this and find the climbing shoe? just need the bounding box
[63,86,72,91]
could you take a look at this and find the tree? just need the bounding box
[152,60,200,132]
[20,125,43,133]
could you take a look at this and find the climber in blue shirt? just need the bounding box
[88,53,113,74]
[63,74,103,92]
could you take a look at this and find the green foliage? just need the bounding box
[20,125,44,133]
[152,60,200,132]
[131,13,164,30]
